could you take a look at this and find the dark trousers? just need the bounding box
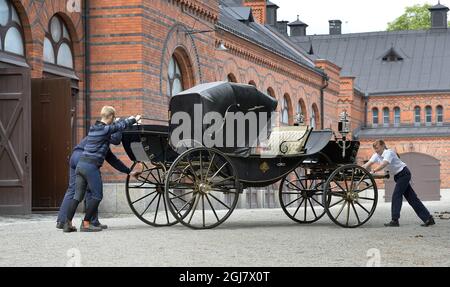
[392,167,431,222]
[74,160,103,202]
[56,152,101,224]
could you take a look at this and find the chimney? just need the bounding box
[266,0,279,26]
[288,15,308,37]
[329,20,342,35]
[244,0,267,24]
[429,1,449,29]
[276,20,288,36]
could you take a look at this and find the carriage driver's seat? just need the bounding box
[254,125,312,157]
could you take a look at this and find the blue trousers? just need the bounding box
[56,151,101,224]
[392,167,431,222]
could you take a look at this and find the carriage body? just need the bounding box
[122,82,384,229]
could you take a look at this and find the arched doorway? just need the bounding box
[384,152,440,201]
[31,14,78,211]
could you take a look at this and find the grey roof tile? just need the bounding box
[292,29,450,94]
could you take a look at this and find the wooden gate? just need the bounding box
[385,152,441,201]
[0,68,32,214]
[31,78,72,210]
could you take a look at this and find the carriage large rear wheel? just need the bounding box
[323,164,378,228]
[126,162,180,227]
[165,147,241,229]
[279,167,326,224]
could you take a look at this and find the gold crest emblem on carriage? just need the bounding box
[259,161,270,173]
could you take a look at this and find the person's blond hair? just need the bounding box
[101,106,116,119]
[372,139,386,149]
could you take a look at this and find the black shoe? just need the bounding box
[92,222,108,229]
[384,220,399,227]
[80,222,102,232]
[56,222,64,229]
[421,217,435,227]
[63,222,77,233]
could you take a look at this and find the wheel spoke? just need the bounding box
[205,194,220,222]
[310,196,324,208]
[285,181,303,191]
[308,198,317,218]
[187,194,200,224]
[335,201,347,220]
[169,190,194,201]
[202,195,206,228]
[209,193,231,210]
[349,168,355,192]
[293,198,305,217]
[333,180,347,193]
[199,151,203,181]
[210,188,239,194]
[354,201,371,214]
[205,153,216,181]
[131,190,157,205]
[168,191,188,203]
[140,192,159,217]
[210,176,234,187]
[328,198,345,208]
[345,200,350,226]
[174,196,195,216]
[208,163,228,184]
[162,192,170,224]
[304,196,308,221]
[153,194,162,224]
[355,184,374,193]
[351,202,361,224]
[285,196,303,208]
[186,157,200,182]
[358,197,375,201]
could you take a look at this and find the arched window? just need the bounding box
[297,99,307,124]
[425,106,432,126]
[44,15,74,69]
[167,55,183,97]
[311,104,319,129]
[0,0,24,56]
[436,105,443,125]
[383,107,389,127]
[394,107,400,127]
[311,107,316,129]
[226,73,237,83]
[414,106,421,126]
[280,96,289,125]
[372,108,379,127]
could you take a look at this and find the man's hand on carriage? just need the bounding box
[130,171,142,179]
[135,114,142,123]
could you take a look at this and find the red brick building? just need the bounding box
[0,0,448,214]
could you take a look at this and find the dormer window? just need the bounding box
[382,47,404,62]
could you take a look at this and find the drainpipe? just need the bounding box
[364,92,369,128]
[320,75,329,130]
[84,0,91,135]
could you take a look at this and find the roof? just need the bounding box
[291,29,450,95]
[355,124,450,139]
[218,6,321,74]
[288,16,308,27]
[429,3,449,10]
[266,0,279,8]
[222,7,253,22]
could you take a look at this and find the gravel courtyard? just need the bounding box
[0,200,449,267]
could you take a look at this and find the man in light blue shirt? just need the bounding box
[363,140,434,227]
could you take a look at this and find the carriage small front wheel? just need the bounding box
[279,167,326,224]
[125,162,179,227]
[323,164,378,228]
[165,147,241,229]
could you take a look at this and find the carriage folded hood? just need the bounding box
[170,81,278,115]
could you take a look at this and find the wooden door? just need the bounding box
[0,68,32,214]
[31,78,72,210]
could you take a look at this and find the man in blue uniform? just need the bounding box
[56,131,139,231]
[64,106,141,232]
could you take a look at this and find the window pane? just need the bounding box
[63,24,70,40]
[50,16,62,42]
[4,26,24,55]
[57,42,73,68]
[172,78,183,96]
[11,3,20,26]
[415,107,421,123]
[425,106,432,123]
[43,37,55,63]
[168,57,175,79]
[437,106,443,123]
[383,108,389,124]
[0,0,8,26]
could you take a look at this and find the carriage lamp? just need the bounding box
[337,111,352,158]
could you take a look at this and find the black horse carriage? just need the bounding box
[122,82,386,229]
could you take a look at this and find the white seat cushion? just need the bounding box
[256,125,311,156]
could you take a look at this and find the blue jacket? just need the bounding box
[74,132,131,174]
[82,117,136,166]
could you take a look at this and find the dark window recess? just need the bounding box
[382,48,403,62]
